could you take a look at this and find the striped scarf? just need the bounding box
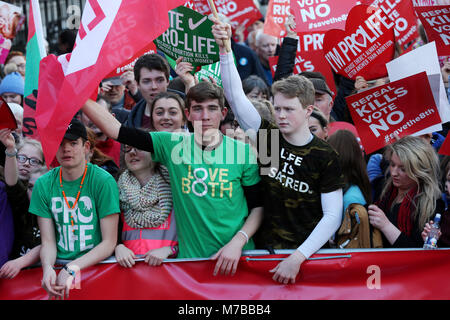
[118,167,172,229]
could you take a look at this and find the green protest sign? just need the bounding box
[155,6,219,70]
[166,53,237,88]
[197,61,222,87]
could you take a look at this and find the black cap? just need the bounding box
[64,118,87,141]
[101,76,122,86]
[310,78,334,97]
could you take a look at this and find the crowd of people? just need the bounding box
[0,10,450,299]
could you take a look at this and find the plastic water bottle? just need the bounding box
[423,214,441,250]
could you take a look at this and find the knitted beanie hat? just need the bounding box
[0,72,24,95]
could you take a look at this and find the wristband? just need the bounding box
[170,245,178,258]
[63,264,76,277]
[237,230,249,243]
[5,148,17,157]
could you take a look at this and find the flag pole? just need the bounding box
[207,0,231,53]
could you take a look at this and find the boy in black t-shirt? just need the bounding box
[212,18,345,284]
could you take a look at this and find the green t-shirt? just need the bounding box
[29,163,120,260]
[150,131,261,258]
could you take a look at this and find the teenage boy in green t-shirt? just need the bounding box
[82,81,263,277]
[29,119,119,299]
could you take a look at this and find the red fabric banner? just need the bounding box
[415,5,450,57]
[2,250,450,300]
[104,42,157,79]
[323,4,396,80]
[346,72,441,154]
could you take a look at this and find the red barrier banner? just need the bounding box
[291,0,358,33]
[415,5,450,56]
[269,32,337,96]
[323,4,395,80]
[361,0,419,52]
[346,72,441,154]
[2,250,450,300]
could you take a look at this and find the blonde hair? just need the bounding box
[271,74,315,109]
[382,136,441,230]
[250,98,275,123]
[17,138,44,163]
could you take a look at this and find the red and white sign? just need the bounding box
[264,0,290,37]
[361,0,419,51]
[192,0,262,33]
[269,32,337,96]
[291,0,358,33]
[346,72,442,154]
[415,6,450,56]
[323,5,396,80]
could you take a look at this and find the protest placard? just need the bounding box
[155,6,219,70]
[0,1,24,64]
[191,0,262,34]
[0,97,17,130]
[413,0,449,6]
[346,72,442,154]
[361,0,419,52]
[291,0,358,33]
[386,41,450,124]
[415,5,450,56]
[269,32,337,95]
[323,4,396,80]
[264,0,290,37]
[166,54,224,87]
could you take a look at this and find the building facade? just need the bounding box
[9,0,85,54]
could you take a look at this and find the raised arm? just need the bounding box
[82,99,121,140]
[0,129,18,186]
[82,99,154,152]
[210,17,261,133]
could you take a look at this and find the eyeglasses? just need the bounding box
[123,145,142,153]
[16,154,43,166]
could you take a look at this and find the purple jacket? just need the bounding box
[0,181,14,267]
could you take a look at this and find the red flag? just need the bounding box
[35,0,186,165]
[0,98,17,130]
